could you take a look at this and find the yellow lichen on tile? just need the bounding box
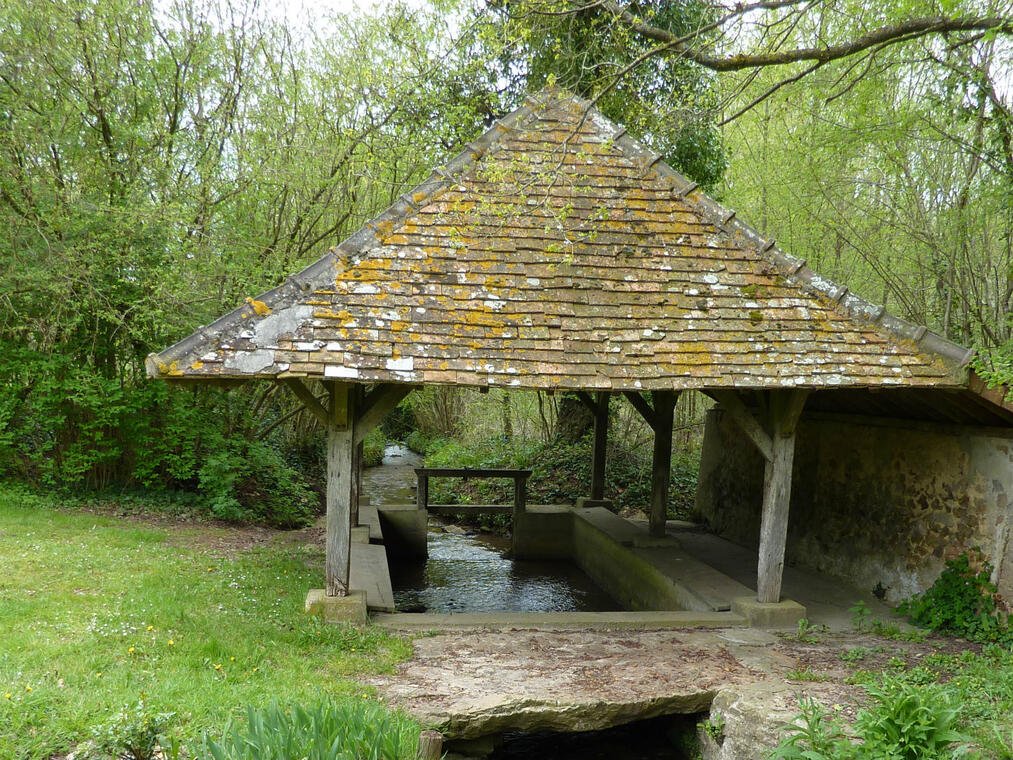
[245,297,272,316]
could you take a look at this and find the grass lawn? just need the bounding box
[0,484,415,759]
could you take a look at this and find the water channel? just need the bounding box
[361,444,620,614]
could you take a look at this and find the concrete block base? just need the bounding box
[305,589,368,625]
[731,596,806,629]
[350,525,370,544]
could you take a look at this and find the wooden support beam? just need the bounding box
[326,382,357,597]
[280,378,329,426]
[591,391,609,502]
[711,389,774,462]
[649,390,679,537]
[623,391,658,430]
[354,384,415,445]
[756,389,809,604]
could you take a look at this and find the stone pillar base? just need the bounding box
[305,589,367,625]
[731,596,806,629]
[575,497,613,509]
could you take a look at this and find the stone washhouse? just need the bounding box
[148,88,1013,619]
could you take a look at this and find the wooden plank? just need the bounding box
[623,391,657,430]
[756,389,807,604]
[414,467,532,478]
[349,542,395,612]
[354,383,415,445]
[326,383,357,597]
[649,390,678,538]
[280,378,329,426]
[711,389,774,462]
[591,391,609,501]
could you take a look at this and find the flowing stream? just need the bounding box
[361,444,619,614]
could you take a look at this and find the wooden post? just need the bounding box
[649,391,677,537]
[756,389,808,603]
[416,473,429,511]
[417,730,444,760]
[591,391,609,501]
[511,474,528,555]
[353,439,363,527]
[325,382,357,597]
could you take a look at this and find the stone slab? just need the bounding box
[372,610,746,631]
[365,628,794,741]
[574,507,649,547]
[731,596,806,629]
[358,503,383,542]
[305,589,367,625]
[350,542,395,612]
[350,525,370,544]
[635,547,755,613]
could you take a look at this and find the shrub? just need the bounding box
[199,698,420,760]
[898,548,1010,643]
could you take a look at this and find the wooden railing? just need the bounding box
[413,467,532,522]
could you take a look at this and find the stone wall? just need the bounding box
[696,409,1013,602]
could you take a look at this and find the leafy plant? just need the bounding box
[898,549,1010,643]
[701,714,725,744]
[85,699,177,760]
[200,698,420,760]
[855,678,968,760]
[769,696,851,760]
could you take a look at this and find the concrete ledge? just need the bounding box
[731,596,806,629]
[305,589,367,625]
[372,610,747,631]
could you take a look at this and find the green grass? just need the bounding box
[0,484,414,759]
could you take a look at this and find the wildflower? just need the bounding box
[128,647,135,654]
[213,664,222,671]
[25,686,32,692]
[229,657,235,662]
[146,625,153,631]
[4,693,10,700]
[96,673,102,679]
[167,639,174,646]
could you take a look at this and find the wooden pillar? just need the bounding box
[649,390,677,537]
[326,382,357,597]
[756,389,807,603]
[511,474,528,555]
[591,391,609,501]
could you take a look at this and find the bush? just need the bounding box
[898,548,1010,643]
[199,698,420,760]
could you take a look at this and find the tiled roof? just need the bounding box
[147,88,973,391]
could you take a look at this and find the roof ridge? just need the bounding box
[551,88,974,372]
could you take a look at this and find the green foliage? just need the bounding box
[898,549,1010,643]
[0,0,491,524]
[771,680,970,760]
[769,696,851,760]
[854,679,967,760]
[420,432,698,519]
[701,714,725,743]
[85,699,177,760]
[485,0,727,189]
[200,699,419,760]
[361,427,386,470]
